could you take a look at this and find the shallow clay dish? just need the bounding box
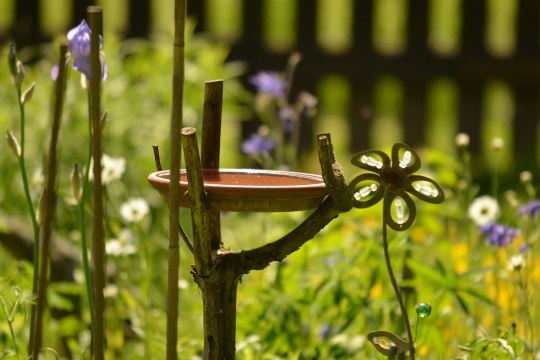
[148,169,328,212]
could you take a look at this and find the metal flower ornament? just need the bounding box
[349,143,444,229]
[349,143,444,359]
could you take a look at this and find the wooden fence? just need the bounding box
[3,0,540,174]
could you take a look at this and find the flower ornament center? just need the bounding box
[349,143,444,231]
[380,166,408,194]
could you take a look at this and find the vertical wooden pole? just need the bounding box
[88,6,106,360]
[167,0,185,358]
[201,80,223,251]
[31,43,68,359]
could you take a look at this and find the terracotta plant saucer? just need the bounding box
[148,169,328,212]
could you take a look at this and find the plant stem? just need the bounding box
[13,84,41,358]
[382,194,415,359]
[78,86,96,344]
[1,297,19,354]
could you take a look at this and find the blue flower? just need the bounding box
[518,200,540,219]
[278,106,296,133]
[319,324,331,341]
[480,223,520,247]
[249,71,285,98]
[51,20,107,81]
[241,133,275,155]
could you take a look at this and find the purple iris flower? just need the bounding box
[480,223,520,247]
[249,71,286,98]
[241,133,275,155]
[51,20,107,81]
[518,200,540,219]
[278,106,296,133]
[319,324,331,341]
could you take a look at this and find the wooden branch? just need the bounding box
[151,144,194,254]
[32,42,68,358]
[182,127,213,276]
[317,133,352,211]
[234,197,340,274]
[231,132,353,275]
[88,7,106,359]
[201,80,223,252]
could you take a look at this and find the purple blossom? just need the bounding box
[241,133,275,155]
[319,324,331,341]
[278,106,296,133]
[518,200,540,219]
[52,20,107,81]
[249,71,286,98]
[480,223,520,247]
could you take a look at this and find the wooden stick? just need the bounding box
[201,80,223,251]
[167,0,185,358]
[31,42,68,359]
[88,7,106,359]
[152,144,194,254]
[182,127,212,276]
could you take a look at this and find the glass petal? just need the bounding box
[351,149,390,173]
[348,173,384,208]
[407,175,445,204]
[384,192,416,231]
[391,143,420,174]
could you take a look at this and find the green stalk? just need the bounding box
[1,297,19,354]
[13,82,41,358]
[75,88,96,345]
[79,154,95,330]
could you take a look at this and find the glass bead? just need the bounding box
[354,184,378,200]
[360,155,383,169]
[394,198,405,223]
[399,151,412,168]
[416,303,432,318]
[414,183,438,197]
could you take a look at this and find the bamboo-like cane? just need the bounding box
[88,7,106,359]
[31,43,68,359]
[167,0,186,358]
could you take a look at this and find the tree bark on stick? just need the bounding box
[181,129,352,360]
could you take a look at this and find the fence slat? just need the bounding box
[3,0,540,171]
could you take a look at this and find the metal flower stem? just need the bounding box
[88,7,106,359]
[167,0,186,358]
[382,190,415,359]
[31,43,68,359]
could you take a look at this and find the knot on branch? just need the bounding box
[317,133,352,212]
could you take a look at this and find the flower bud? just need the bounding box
[71,164,82,202]
[8,43,17,77]
[21,82,35,104]
[11,60,26,88]
[6,129,21,158]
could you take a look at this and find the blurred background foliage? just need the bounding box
[0,0,539,359]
